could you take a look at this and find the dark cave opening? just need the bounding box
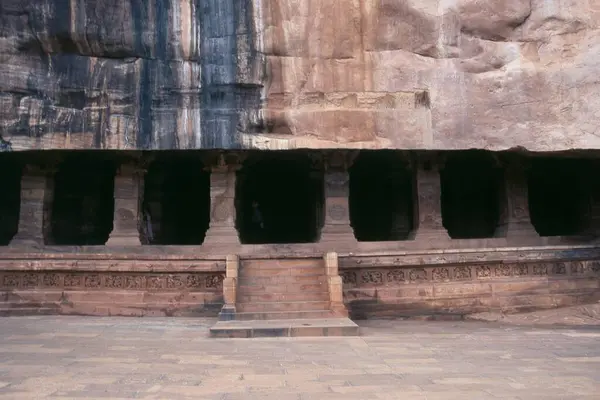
[528,157,592,237]
[349,151,414,241]
[441,151,502,239]
[142,155,210,245]
[236,152,323,244]
[0,156,21,246]
[49,154,116,245]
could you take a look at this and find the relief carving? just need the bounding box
[532,264,548,276]
[361,270,383,285]
[186,275,203,288]
[386,269,405,283]
[476,266,491,278]
[84,275,101,288]
[494,265,512,277]
[512,264,528,276]
[589,261,600,274]
[22,273,38,287]
[341,271,357,285]
[570,262,585,275]
[147,276,164,290]
[166,275,185,289]
[124,276,145,289]
[64,274,83,287]
[3,274,20,287]
[552,263,567,275]
[432,268,450,281]
[105,275,124,288]
[409,268,427,282]
[206,274,224,289]
[454,266,472,280]
[43,273,61,287]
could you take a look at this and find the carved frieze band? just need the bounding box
[340,260,600,287]
[0,272,225,291]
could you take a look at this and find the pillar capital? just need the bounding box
[322,150,359,171]
[203,151,246,173]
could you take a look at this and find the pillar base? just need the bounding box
[106,235,142,247]
[9,236,44,248]
[203,226,240,246]
[319,225,357,246]
[218,305,237,321]
[412,228,451,243]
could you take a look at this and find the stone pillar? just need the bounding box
[107,163,144,246]
[319,151,357,245]
[413,155,450,242]
[203,153,242,246]
[497,159,539,239]
[10,164,55,247]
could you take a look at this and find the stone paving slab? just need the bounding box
[0,316,599,399]
[210,318,359,338]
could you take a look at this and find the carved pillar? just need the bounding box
[106,163,145,246]
[203,153,242,246]
[10,164,55,247]
[319,151,357,244]
[413,155,450,241]
[497,159,539,239]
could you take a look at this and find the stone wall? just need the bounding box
[341,247,600,319]
[1,246,599,318]
[1,1,599,151]
[0,254,226,316]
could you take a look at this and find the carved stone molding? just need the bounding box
[340,259,600,288]
[0,271,225,291]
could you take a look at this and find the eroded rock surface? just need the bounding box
[0,0,599,151]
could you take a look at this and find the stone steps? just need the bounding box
[234,310,337,321]
[239,267,325,277]
[238,282,327,294]
[213,257,357,337]
[237,300,330,313]
[238,275,328,284]
[237,292,330,303]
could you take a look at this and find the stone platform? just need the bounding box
[210,318,359,338]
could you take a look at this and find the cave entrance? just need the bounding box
[528,157,592,237]
[349,151,414,241]
[236,152,323,244]
[0,156,21,245]
[441,151,502,239]
[49,153,116,245]
[142,154,210,245]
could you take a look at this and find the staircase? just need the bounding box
[210,257,359,338]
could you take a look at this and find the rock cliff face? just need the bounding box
[0,0,599,151]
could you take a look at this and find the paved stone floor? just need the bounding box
[0,317,599,399]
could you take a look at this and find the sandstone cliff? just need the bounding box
[0,0,599,151]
